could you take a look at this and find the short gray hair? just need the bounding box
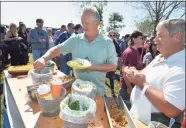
[82,6,100,21]
[159,18,185,43]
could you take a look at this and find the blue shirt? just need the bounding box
[119,39,128,52]
[54,31,72,45]
[27,27,49,50]
[54,30,63,39]
[57,32,117,96]
[0,33,4,40]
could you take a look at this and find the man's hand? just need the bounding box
[125,68,147,89]
[34,57,47,72]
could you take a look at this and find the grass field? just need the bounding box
[0,53,120,127]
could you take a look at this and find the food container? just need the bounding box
[28,69,53,84]
[148,121,168,128]
[60,94,96,128]
[51,79,63,99]
[71,79,96,100]
[58,75,76,88]
[36,88,67,117]
[45,60,57,74]
[37,84,53,100]
[104,96,138,128]
[8,64,34,75]
[27,85,39,101]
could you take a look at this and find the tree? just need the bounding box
[74,1,107,33]
[135,19,154,36]
[106,12,125,33]
[126,1,185,36]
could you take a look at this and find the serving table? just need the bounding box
[3,70,147,128]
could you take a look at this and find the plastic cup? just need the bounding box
[51,79,63,99]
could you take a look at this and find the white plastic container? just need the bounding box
[37,84,53,100]
[71,79,96,100]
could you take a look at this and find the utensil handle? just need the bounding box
[169,118,175,128]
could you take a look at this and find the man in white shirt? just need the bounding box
[124,18,185,127]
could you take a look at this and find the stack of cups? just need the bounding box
[51,79,63,99]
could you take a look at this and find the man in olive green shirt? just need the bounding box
[34,6,117,96]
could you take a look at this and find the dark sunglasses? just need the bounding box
[109,35,115,37]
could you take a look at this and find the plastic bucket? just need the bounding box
[64,121,88,128]
[36,88,66,117]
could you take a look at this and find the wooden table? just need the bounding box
[4,71,147,128]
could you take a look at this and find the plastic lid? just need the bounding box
[51,79,63,85]
[37,84,51,95]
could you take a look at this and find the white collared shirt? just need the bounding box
[131,49,185,113]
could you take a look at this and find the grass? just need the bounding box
[0,53,120,127]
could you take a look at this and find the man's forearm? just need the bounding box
[95,64,117,72]
[42,46,61,61]
[144,86,182,118]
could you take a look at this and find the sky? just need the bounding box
[1,1,184,36]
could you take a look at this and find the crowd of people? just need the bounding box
[0,6,185,128]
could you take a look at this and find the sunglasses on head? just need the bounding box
[109,34,115,37]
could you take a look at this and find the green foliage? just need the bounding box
[135,18,155,35]
[68,97,88,111]
[107,12,125,33]
[75,1,107,33]
[126,1,185,35]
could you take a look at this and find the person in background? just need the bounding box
[27,18,49,61]
[74,24,83,34]
[0,25,9,64]
[119,30,144,101]
[53,25,66,40]
[34,6,117,96]
[107,30,121,97]
[17,21,24,32]
[46,28,55,49]
[125,18,185,127]
[141,36,155,59]
[54,23,75,75]
[143,42,159,67]
[137,35,146,56]
[4,23,22,65]
[119,34,130,53]
[18,23,29,65]
[53,25,67,69]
